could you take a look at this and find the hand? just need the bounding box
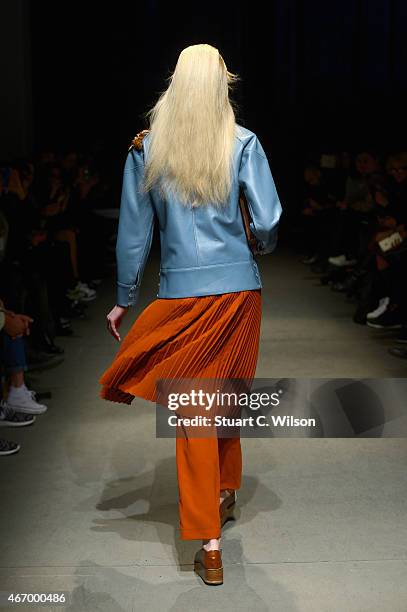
[106,305,128,341]
[4,312,33,338]
[389,233,403,249]
[382,215,397,230]
[30,230,48,246]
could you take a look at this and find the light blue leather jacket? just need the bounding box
[115,124,283,307]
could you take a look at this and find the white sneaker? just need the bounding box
[367,297,390,320]
[328,254,357,267]
[76,281,97,301]
[7,385,48,415]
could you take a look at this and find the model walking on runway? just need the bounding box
[99,43,282,585]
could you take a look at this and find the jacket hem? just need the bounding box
[157,260,262,299]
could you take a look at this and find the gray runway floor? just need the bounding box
[1,248,406,611]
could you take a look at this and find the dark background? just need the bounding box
[3,0,407,210]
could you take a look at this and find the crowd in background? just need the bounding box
[0,146,118,455]
[2,141,406,454]
[298,149,407,360]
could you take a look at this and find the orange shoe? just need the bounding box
[220,490,236,527]
[194,548,223,585]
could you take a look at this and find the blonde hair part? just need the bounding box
[142,44,239,207]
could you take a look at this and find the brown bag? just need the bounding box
[239,189,261,255]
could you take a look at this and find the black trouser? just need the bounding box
[21,241,75,334]
[384,251,407,317]
[0,260,25,313]
[300,208,336,258]
[328,209,373,259]
[76,210,111,281]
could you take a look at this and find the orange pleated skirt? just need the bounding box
[98,289,262,405]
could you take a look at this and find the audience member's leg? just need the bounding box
[3,333,47,413]
[54,229,79,280]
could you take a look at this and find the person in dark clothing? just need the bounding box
[300,166,336,263]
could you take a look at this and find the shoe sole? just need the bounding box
[194,562,223,585]
[367,322,403,329]
[0,418,35,427]
[329,262,356,267]
[7,404,47,415]
[0,445,21,455]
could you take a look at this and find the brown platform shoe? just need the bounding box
[194,548,223,585]
[220,490,236,527]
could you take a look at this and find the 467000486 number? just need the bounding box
[1,591,68,605]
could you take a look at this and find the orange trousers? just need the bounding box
[175,433,242,540]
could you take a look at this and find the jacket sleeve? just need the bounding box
[238,134,283,254]
[115,148,155,307]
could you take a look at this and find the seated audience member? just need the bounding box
[0,299,36,455]
[0,140,116,451]
[0,299,47,414]
[1,161,67,352]
[34,163,96,303]
[70,158,112,284]
[365,153,407,331]
[327,151,383,267]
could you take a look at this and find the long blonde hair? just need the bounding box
[142,44,239,207]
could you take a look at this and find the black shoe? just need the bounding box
[0,401,36,427]
[37,342,64,355]
[311,261,329,274]
[320,274,334,286]
[353,312,367,325]
[331,281,348,292]
[55,317,74,336]
[26,349,64,372]
[319,268,347,286]
[332,273,359,295]
[62,300,87,319]
[0,438,20,455]
[26,347,59,365]
[35,333,65,355]
[302,254,318,264]
[85,278,103,288]
[366,309,403,329]
[388,346,407,359]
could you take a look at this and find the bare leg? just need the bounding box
[9,371,24,388]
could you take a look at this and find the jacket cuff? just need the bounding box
[259,225,278,255]
[117,283,140,308]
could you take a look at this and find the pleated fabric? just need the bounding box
[99,289,262,405]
